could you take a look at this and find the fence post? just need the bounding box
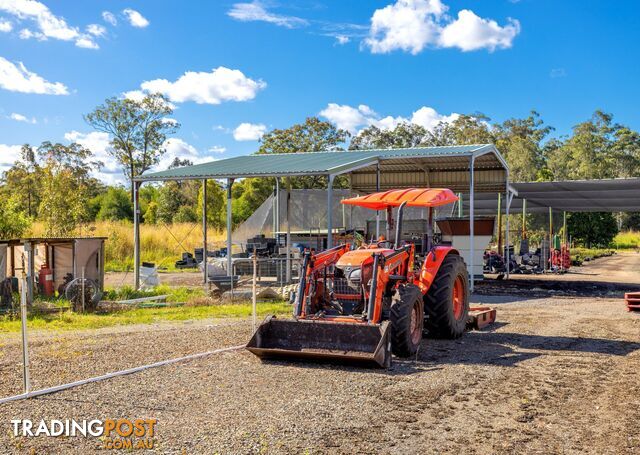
[81,266,86,313]
[20,275,31,394]
[252,247,257,333]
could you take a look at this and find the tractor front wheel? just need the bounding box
[390,285,424,357]
[424,254,469,339]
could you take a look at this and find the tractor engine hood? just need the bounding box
[335,248,393,268]
[335,248,395,289]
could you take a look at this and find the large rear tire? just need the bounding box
[390,285,424,357]
[424,254,469,339]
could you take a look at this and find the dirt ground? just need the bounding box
[0,293,638,454]
[504,251,640,286]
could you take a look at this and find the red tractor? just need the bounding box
[247,188,496,367]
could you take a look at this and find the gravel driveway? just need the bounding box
[0,295,639,454]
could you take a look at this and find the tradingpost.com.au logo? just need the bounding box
[11,418,158,450]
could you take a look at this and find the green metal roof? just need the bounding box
[136,144,502,181]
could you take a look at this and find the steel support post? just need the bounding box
[522,199,527,239]
[275,177,280,234]
[469,156,475,292]
[547,206,553,272]
[202,179,208,286]
[506,182,512,279]
[327,174,335,249]
[226,178,234,276]
[497,192,502,256]
[286,185,291,283]
[133,181,141,290]
[375,162,380,239]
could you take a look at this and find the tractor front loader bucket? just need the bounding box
[246,316,392,368]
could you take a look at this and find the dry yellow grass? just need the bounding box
[28,221,226,271]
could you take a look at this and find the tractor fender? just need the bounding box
[415,246,461,294]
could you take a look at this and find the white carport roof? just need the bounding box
[463,178,640,214]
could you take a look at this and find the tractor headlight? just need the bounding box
[348,268,361,284]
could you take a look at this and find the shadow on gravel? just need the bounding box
[247,331,640,375]
[477,279,640,299]
[386,331,640,373]
[471,295,536,304]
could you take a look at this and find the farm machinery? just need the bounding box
[247,188,496,367]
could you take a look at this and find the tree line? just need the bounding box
[1,93,639,245]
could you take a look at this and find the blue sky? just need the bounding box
[1,0,639,184]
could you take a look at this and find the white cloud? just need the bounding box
[65,131,111,155]
[86,23,106,37]
[0,144,22,174]
[410,106,458,130]
[102,11,117,26]
[75,36,99,49]
[335,35,350,45]
[0,57,69,95]
[157,138,219,170]
[9,112,36,124]
[550,68,567,78]
[64,130,125,185]
[212,124,232,134]
[228,1,308,28]
[137,66,266,105]
[0,19,11,32]
[161,117,178,126]
[233,122,267,141]
[319,102,458,135]
[364,0,519,54]
[208,145,226,154]
[0,0,100,49]
[365,0,445,55]
[121,90,176,109]
[61,133,217,183]
[122,8,149,28]
[318,104,374,133]
[18,28,45,40]
[122,89,146,102]
[439,10,520,51]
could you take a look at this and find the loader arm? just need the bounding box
[295,244,350,318]
[366,244,415,323]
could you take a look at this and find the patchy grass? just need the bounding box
[0,301,291,333]
[572,247,615,265]
[102,285,205,303]
[613,231,640,249]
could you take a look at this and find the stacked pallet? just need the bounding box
[625,292,640,312]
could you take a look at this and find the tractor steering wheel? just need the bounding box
[376,240,394,249]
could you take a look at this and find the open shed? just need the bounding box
[0,237,106,303]
[463,177,640,215]
[135,144,511,290]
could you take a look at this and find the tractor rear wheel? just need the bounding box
[390,284,424,357]
[424,254,469,339]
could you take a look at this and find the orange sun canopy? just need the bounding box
[341,188,459,210]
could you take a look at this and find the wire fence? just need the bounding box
[0,256,296,404]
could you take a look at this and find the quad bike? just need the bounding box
[247,188,496,367]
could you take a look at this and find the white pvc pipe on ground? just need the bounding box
[0,345,244,406]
